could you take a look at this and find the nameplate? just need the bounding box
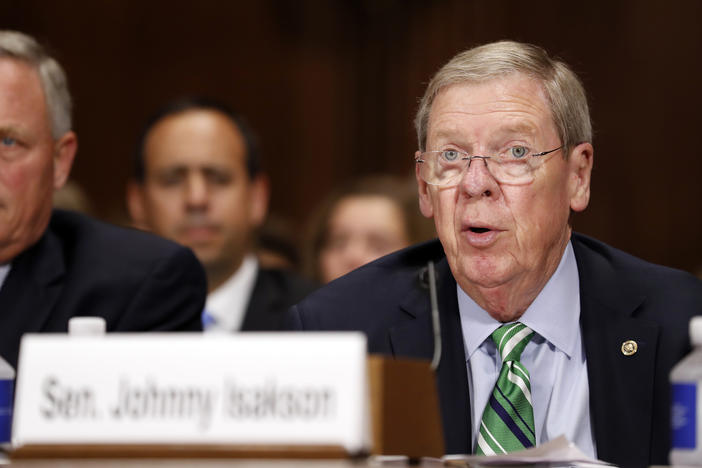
[12,333,370,454]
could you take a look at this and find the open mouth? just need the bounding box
[463,224,499,246]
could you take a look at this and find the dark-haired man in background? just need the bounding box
[128,99,315,332]
[0,30,206,369]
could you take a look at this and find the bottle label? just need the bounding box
[672,382,697,449]
[0,378,13,443]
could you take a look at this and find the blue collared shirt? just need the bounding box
[458,241,596,457]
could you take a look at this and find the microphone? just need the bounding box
[426,261,442,371]
[364,261,445,458]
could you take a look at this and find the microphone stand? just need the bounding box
[428,261,442,372]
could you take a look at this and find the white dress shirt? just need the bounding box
[0,264,11,292]
[203,255,258,332]
[458,241,596,457]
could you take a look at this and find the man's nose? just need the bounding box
[184,175,209,208]
[458,156,500,199]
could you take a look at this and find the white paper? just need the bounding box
[441,435,613,466]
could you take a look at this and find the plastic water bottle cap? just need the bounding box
[690,316,702,346]
[68,317,106,336]
[0,356,14,379]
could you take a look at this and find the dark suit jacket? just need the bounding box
[240,268,317,331]
[0,209,206,369]
[285,233,702,466]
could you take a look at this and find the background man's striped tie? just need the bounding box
[476,322,536,455]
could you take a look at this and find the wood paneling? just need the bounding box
[2,0,701,272]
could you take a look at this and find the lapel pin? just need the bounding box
[621,340,638,356]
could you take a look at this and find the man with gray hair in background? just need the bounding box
[0,30,206,370]
[286,41,702,465]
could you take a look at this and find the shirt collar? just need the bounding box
[205,254,259,332]
[0,263,11,292]
[458,241,580,359]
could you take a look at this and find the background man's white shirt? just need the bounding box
[203,254,258,332]
[0,264,10,292]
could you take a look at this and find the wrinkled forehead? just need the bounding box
[0,56,51,131]
[144,110,248,167]
[0,57,49,118]
[427,75,558,143]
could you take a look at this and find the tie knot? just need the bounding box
[490,322,534,363]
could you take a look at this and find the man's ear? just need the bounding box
[126,180,148,229]
[567,142,594,212]
[249,173,270,228]
[52,131,77,189]
[416,151,434,218]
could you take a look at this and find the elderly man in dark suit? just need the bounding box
[0,30,206,369]
[285,41,702,466]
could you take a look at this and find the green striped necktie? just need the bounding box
[476,322,536,455]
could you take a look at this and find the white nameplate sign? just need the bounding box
[13,332,369,453]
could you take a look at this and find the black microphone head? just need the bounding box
[418,266,430,289]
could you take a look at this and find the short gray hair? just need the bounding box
[415,41,591,154]
[0,30,72,139]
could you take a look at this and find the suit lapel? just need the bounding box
[389,257,472,455]
[0,229,65,368]
[385,236,660,460]
[240,270,269,331]
[575,239,657,466]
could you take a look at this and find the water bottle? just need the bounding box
[670,316,702,465]
[0,356,15,445]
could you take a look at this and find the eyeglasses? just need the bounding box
[415,145,563,186]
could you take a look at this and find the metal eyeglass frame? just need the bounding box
[415,145,563,186]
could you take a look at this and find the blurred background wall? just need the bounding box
[3,0,701,273]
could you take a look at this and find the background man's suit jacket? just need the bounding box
[285,233,702,466]
[0,209,207,369]
[240,268,317,331]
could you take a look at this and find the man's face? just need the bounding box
[128,109,267,279]
[0,58,75,264]
[417,74,592,319]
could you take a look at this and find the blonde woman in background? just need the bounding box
[305,174,434,283]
